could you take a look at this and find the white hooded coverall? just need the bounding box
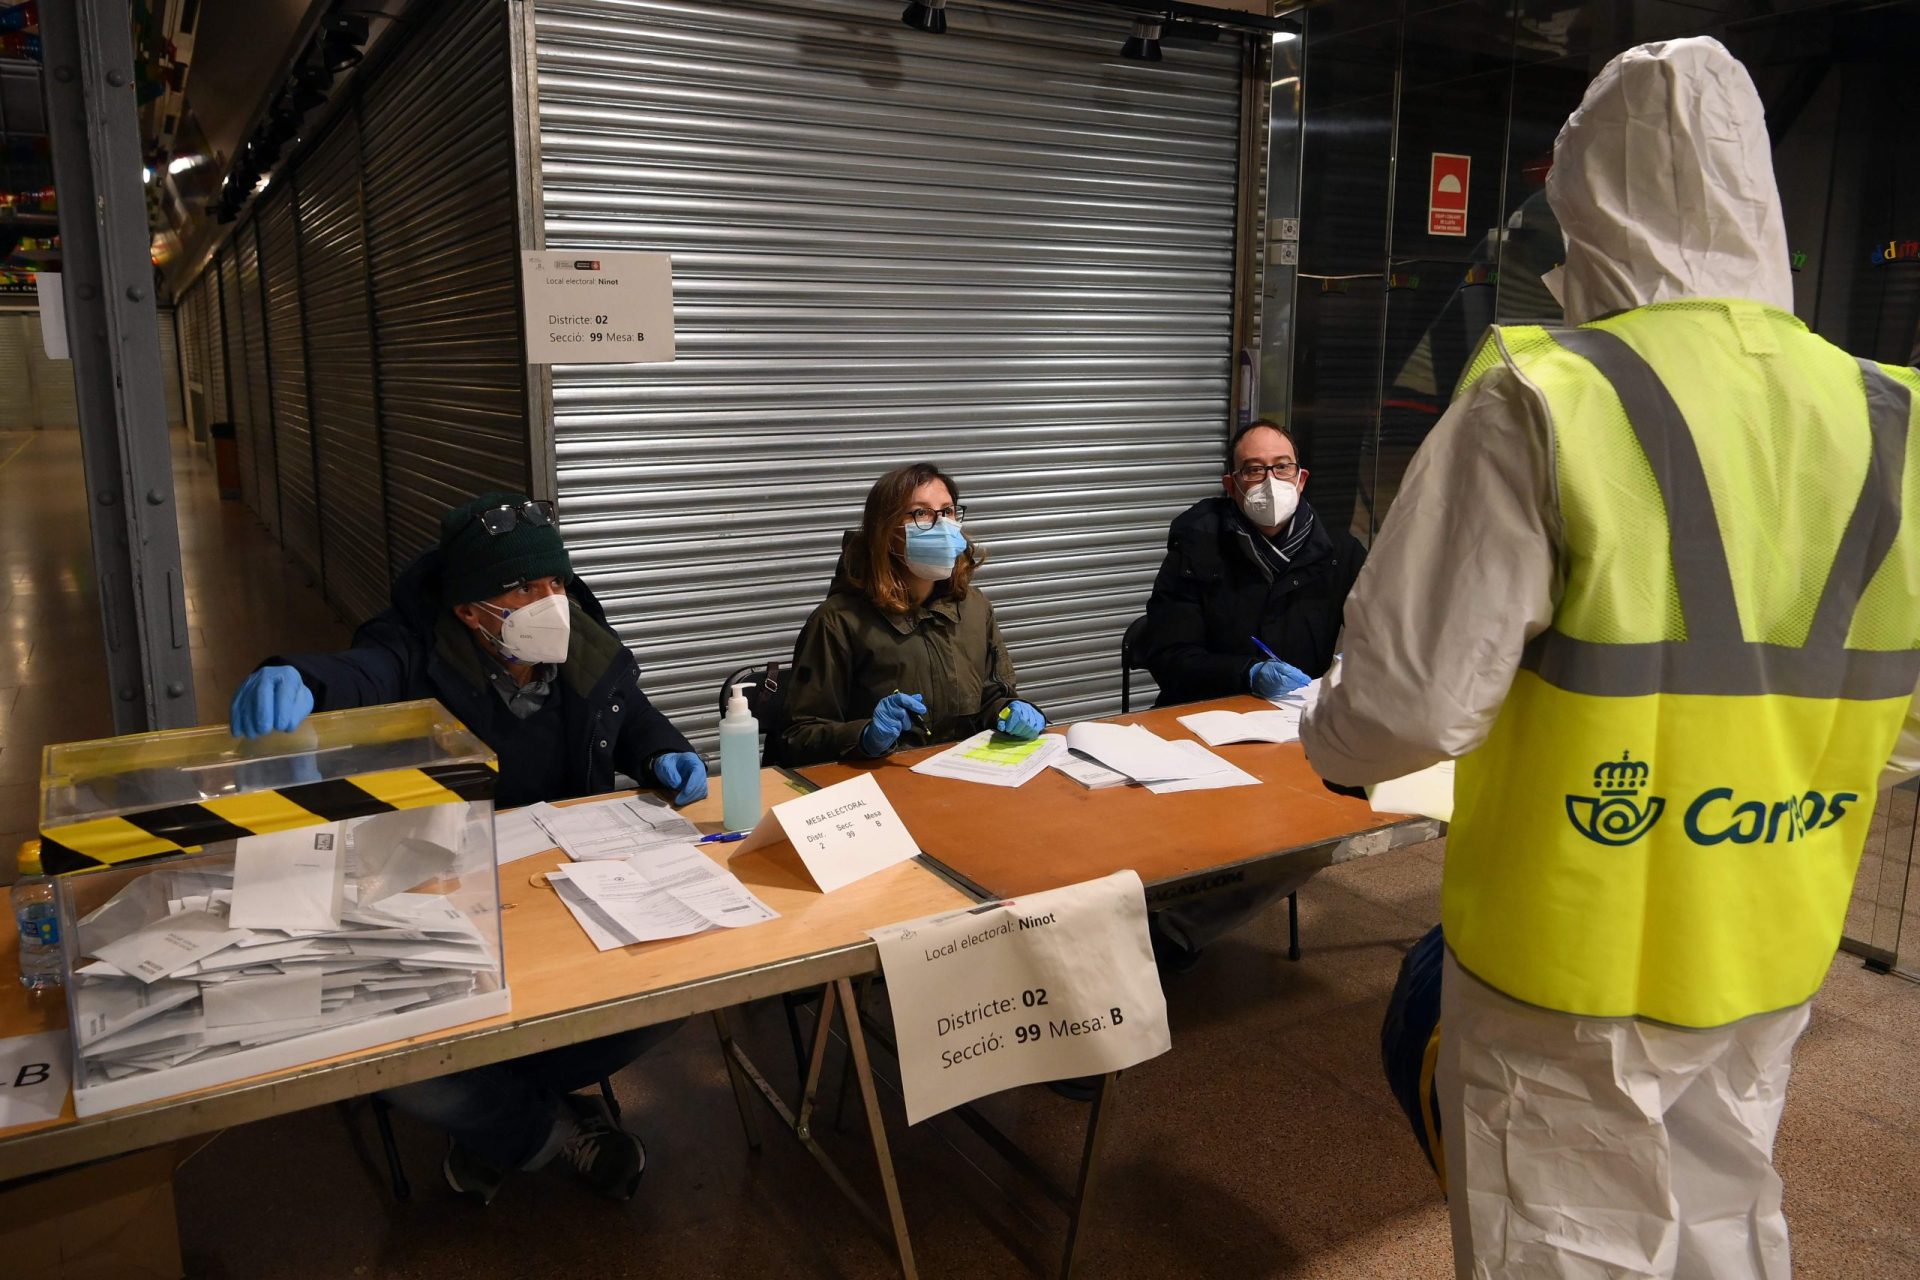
[1300,36,1920,1280]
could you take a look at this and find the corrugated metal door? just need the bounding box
[362,0,527,571]
[26,312,76,427]
[299,113,393,625]
[260,182,323,581]
[217,247,256,511]
[238,218,280,537]
[0,315,33,425]
[206,257,230,428]
[533,0,1243,743]
[158,308,184,427]
[182,278,208,438]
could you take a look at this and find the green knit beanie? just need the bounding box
[438,491,572,605]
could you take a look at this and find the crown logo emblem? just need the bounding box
[1566,752,1666,846]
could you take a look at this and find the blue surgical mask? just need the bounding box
[903,518,968,581]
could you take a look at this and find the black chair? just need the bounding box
[1120,615,1151,714]
[1117,615,1303,961]
[718,660,789,766]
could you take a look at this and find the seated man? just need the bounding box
[1136,421,1367,967]
[228,490,708,1205]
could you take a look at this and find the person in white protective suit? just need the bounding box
[1300,36,1920,1280]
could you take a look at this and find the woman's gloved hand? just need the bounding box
[859,692,926,757]
[996,700,1045,740]
[229,666,315,738]
[1250,658,1310,700]
[652,752,709,806]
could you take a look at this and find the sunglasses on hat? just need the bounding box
[474,499,557,535]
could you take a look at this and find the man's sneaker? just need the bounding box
[556,1093,646,1201]
[443,1139,508,1206]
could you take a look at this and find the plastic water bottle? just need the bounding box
[719,682,762,833]
[13,878,63,991]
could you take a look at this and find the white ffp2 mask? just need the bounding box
[1237,476,1299,529]
[480,592,572,664]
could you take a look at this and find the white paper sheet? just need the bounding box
[229,825,347,932]
[0,1030,71,1126]
[1048,750,1132,791]
[733,773,920,894]
[551,877,643,952]
[1177,707,1303,747]
[1370,759,1456,822]
[909,731,1067,788]
[92,910,252,984]
[202,969,325,1029]
[493,806,557,865]
[539,795,702,862]
[628,845,779,929]
[547,860,710,942]
[1062,722,1212,784]
[1142,740,1263,795]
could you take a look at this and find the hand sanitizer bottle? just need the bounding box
[719,683,762,833]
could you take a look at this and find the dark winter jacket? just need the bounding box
[278,550,692,808]
[1140,496,1366,707]
[778,545,1023,767]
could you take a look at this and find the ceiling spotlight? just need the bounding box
[168,154,200,176]
[1122,17,1163,61]
[901,0,946,34]
[1271,30,1298,44]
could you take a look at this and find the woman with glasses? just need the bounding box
[778,462,1044,766]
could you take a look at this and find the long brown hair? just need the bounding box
[845,462,980,615]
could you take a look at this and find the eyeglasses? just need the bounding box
[1234,461,1300,484]
[904,505,966,531]
[474,499,556,535]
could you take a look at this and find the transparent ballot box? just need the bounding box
[40,700,510,1116]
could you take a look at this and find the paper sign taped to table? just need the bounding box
[0,1029,71,1127]
[733,773,919,894]
[867,870,1170,1125]
[1369,759,1455,823]
[520,250,674,364]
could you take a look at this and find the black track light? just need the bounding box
[1122,17,1163,61]
[901,0,947,34]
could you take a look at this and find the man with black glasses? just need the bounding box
[226,489,704,1205]
[1136,421,1367,967]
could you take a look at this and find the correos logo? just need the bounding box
[1564,750,1860,847]
[1683,787,1857,845]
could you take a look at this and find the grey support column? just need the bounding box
[41,0,196,731]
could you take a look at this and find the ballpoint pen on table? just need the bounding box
[697,831,748,844]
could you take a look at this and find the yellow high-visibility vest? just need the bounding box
[1443,301,1920,1028]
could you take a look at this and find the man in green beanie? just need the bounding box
[226,490,705,1203]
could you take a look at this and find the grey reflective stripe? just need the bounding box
[1808,362,1913,648]
[1519,329,1919,699]
[1548,327,1743,647]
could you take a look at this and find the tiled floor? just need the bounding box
[7,425,1920,1277]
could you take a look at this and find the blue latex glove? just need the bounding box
[1250,658,1310,699]
[229,666,315,738]
[653,752,709,806]
[860,692,927,757]
[996,700,1045,739]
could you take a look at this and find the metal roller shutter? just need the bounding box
[299,114,393,625]
[533,0,1242,746]
[206,258,230,428]
[158,308,184,428]
[238,219,280,537]
[217,248,255,511]
[27,312,76,427]
[181,278,206,437]
[260,183,322,581]
[363,0,528,571]
[0,315,33,425]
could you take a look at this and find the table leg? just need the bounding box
[711,1009,762,1151]
[836,976,918,1280]
[1060,1071,1120,1279]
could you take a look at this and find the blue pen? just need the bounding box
[698,831,748,844]
[1250,635,1282,663]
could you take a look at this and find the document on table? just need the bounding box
[229,825,347,932]
[910,730,1066,787]
[493,805,557,865]
[1177,706,1303,747]
[1266,678,1324,712]
[1141,740,1261,795]
[548,844,778,950]
[538,795,702,862]
[1370,759,1456,823]
[1062,722,1212,784]
[1049,749,1131,790]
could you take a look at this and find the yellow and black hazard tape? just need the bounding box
[39,760,499,877]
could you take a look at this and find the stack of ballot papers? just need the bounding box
[547,842,778,950]
[909,730,1067,787]
[68,819,502,1089]
[1049,749,1131,790]
[519,795,704,863]
[1061,722,1221,784]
